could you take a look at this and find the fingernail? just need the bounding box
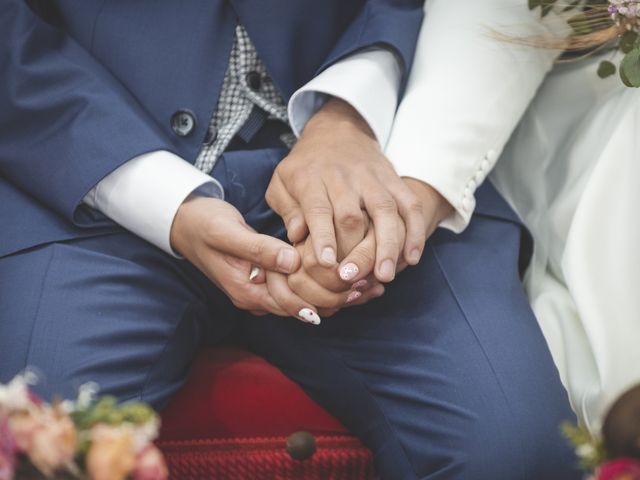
[372,285,386,297]
[339,263,359,281]
[277,248,296,272]
[321,247,336,265]
[352,279,369,291]
[408,248,422,265]
[249,267,260,281]
[288,217,302,233]
[298,308,321,325]
[379,259,395,281]
[346,291,362,304]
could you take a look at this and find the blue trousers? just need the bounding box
[0,149,580,479]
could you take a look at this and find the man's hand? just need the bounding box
[266,97,428,283]
[170,196,310,318]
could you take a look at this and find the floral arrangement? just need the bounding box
[563,384,640,480]
[0,373,168,480]
[528,0,640,87]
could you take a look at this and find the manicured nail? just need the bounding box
[298,308,321,325]
[339,263,359,281]
[352,279,369,291]
[321,247,336,265]
[379,259,395,281]
[408,248,422,265]
[346,291,362,304]
[249,267,260,281]
[277,248,296,272]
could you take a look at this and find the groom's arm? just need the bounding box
[386,0,568,231]
[82,0,425,257]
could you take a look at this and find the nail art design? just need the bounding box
[339,263,359,281]
[249,267,260,281]
[298,308,321,325]
[352,279,369,291]
[346,291,362,304]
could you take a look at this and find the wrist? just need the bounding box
[402,177,453,227]
[304,97,376,143]
[170,195,200,257]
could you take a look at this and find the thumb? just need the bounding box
[217,222,301,274]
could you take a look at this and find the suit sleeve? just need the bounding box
[0,0,176,226]
[318,0,424,91]
[385,0,568,232]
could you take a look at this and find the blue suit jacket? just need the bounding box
[0,0,423,258]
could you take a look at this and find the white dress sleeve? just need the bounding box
[385,0,567,232]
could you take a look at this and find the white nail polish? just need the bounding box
[298,308,321,325]
[249,267,260,281]
[340,263,359,281]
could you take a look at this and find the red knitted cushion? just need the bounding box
[158,347,374,479]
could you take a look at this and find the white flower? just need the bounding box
[0,372,38,413]
[575,443,596,459]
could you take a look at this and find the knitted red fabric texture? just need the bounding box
[157,436,374,480]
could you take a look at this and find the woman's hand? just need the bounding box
[337,178,453,284]
[264,237,386,324]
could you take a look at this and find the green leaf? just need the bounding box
[528,0,541,11]
[568,13,595,35]
[597,60,616,78]
[620,48,640,87]
[563,0,581,12]
[620,31,639,54]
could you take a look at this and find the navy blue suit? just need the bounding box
[0,1,580,478]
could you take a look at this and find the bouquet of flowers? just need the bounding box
[0,373,168,480]
[563,384,640,480]
[528,0,640,86]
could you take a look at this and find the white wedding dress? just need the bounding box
[491,53,640,431]
[386,0,640,434]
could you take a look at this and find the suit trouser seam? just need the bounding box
[430,239,528,480]
[301,335,419,480]
[23,245,58,374]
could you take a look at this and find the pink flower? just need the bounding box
[132,445,168,480]
[597,458,640,480]
[0,417,15,480]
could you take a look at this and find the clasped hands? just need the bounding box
[171,98,452,324]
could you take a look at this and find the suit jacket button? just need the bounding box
[246,71,262,91]
[171,110,196,137]
[204,125,218,145]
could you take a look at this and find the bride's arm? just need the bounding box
[386,0,567,231]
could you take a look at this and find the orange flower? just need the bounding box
[86,425,136,480]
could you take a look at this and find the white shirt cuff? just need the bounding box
[83,151,224,256]
[288,49,401,148]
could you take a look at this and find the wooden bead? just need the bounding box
[286,431,317,461]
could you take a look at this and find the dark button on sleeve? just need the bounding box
[171,110,197,137]
[204,125,218,145]
[246,71,262,91]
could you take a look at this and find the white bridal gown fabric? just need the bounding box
[386,0,640,433]
[491,55,640,431]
